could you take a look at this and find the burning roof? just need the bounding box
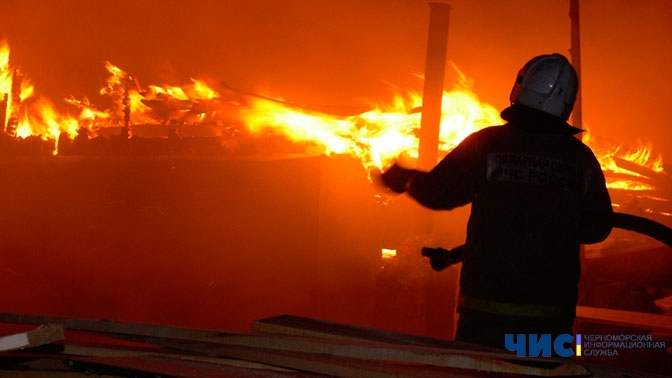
[0,39,669,221]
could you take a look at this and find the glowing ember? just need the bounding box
[381,248,397,260]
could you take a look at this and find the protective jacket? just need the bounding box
[406,105,613,316]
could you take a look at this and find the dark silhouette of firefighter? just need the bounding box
[381,53,613,351]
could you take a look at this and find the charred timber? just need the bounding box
[140,97,239,125]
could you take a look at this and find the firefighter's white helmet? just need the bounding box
[509,53,578,120]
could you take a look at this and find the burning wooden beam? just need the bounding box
[0,93,7,133]
[604,155,672,218]
[5,69,22,137]
[611,155,672,189]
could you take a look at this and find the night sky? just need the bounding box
[0,0,670,157]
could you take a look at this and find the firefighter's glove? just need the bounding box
[381,163,417,194]
[422,246,463,272]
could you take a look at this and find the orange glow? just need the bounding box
[0,40,80,150]
[241,65,501,171]
[582,129,664,191]
[0,41,503,169]
[0,40,666,194]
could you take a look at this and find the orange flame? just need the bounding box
[0,40,80,153]
[241,65,501,171]
[582,129,664,191]
[0,40,666,195]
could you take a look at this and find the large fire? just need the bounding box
[240,65,501,172]
[0,41,667,199]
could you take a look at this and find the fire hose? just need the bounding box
[422,212,672,272]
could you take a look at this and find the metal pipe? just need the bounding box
[418,2,452,171]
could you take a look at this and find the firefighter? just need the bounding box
[380,53,613,352]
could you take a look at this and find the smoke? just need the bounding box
[0,0,668,157]
[0,0,428,109]
[0,0,670,157]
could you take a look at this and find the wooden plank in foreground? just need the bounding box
[252,314,444,345]
[63,355,316,378]
[654,295,672,312]
[61,343,299,373]
[252,314,499,352]
[0,324,64,352]
[152,333,588,377]
[0,357,86,377]
[161,339,484,378]
[0,372,87,378]
[0,313,222,342]
[0,313,590,377]
[576,306,672,333]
